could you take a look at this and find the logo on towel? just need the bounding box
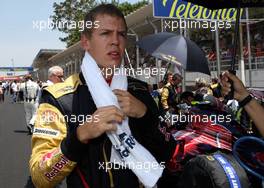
[115,133,136,158]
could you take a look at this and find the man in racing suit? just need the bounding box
[29,4,175,188]
[160,73,182,113]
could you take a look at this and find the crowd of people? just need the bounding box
[28,4,264,188]
[149,70,264,136]
[127,24,264,71]
[0,79,40,104]
[0,66,64,135]
[1,4,263,188]
[0,80,19,103]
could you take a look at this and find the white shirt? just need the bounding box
[46,80,53,86]
[11,82,18,92]
[20,80,39,100]
[3,82,8,89]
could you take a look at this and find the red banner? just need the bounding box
[0,76,22,81]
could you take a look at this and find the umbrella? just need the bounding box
[136,32,211,75]
[182,0,264,99]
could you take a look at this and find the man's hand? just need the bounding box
[76,106,125,144]
[113,89,147,118]
[220,71,249,101]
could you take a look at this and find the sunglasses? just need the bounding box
[56,75,64,78]
[53,74,64,80]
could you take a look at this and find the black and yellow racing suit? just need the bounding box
[160,82,179,112]
[29,73,176,188]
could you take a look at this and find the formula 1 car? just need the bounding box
[158,92,264,188]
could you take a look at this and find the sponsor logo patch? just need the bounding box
[206,156,215,161]
[56,85,76,93]
[33,128,60,137]
[44,156,69,180]
[40,109,59,125]
[40,148,61,168]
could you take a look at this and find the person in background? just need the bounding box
[0,82,4,102]
[194,78,213,101]
[210,77,222,98]
[10,80,18,103]
[20,75,40,134]
[37,80,43,88]
[44,66,64,87]
[36,65,64,103]
[2,81,8,95]
[160,72,182,113]
[180,91,195,106]
[221,71,264,137]
[29,66,64,131]
[151,84,161,107]
[17,80,24,103]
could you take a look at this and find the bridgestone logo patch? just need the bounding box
[33,128,60,137]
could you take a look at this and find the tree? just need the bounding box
[118,0,149,16]
[51,0,149,47]
[51,0,98,47]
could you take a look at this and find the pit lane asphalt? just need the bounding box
[0,94,66,187]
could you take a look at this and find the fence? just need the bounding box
[208,56,264,71]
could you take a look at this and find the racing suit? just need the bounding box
[160,82,180,113]
[29,73,176,188]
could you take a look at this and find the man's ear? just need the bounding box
[81,34,90,51]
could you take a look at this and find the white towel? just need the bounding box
[81,52,163,187]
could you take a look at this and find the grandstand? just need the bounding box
[31,3,264,88]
